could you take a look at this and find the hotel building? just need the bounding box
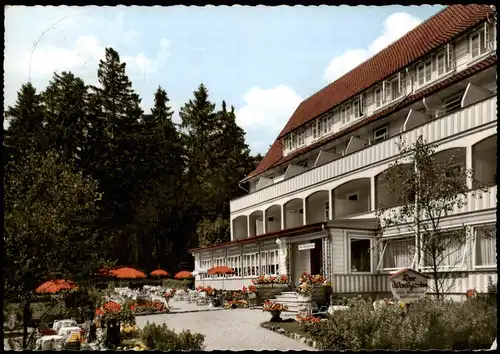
[190,5,497,298]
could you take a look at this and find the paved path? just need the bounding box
[136,307,314,351]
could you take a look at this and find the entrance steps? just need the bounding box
[271,292,314,318]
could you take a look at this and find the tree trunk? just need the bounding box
[22,299,30,349]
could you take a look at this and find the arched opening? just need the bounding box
[375,163,415,209]
[284,198,304,229]
[333,178,371,218]
[248,210,264,237]
[432,147,466,178]
[305,190,330,224]
[265,205,282,233]
[232,216,248,240]
[473,135,496,187]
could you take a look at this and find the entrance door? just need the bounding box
[310,239,323,275]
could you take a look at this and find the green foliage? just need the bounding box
[161,279,191,289]
[309,297,496,350]
[140,322,205,350]
[196,216,230,247]
[376,136,488,299]
[4,46,260,284]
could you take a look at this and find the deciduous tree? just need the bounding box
[376,135,488,299]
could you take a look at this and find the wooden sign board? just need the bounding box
[389,268,429,303]
[298,243,315,251]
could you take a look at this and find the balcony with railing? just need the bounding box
[231,96,497,214]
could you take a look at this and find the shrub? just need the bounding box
[140,322,205,350]
[161,279,191,289]
[309,296,496,350]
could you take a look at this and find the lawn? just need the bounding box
[261,319,313,339]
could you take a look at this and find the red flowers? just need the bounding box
[102,301,122,313]
[296,314,320,323]
[262,300,288,312]
[248,285,257,293]
[466,288,478,298]
[129,301,165,313]
[252,275,288,285]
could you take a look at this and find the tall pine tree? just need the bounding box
[89,47,145,265]
[40,71,91,171]
[4,83,47,172]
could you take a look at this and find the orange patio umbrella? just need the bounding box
[35,279,77,294]
[110,267,146,279]
[207,266,235,275]
[94,267,114,276]
[150,269,169,277]
[174,271,193,279]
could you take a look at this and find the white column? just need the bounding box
[240,246,244,280]
[329,190,333,220]
[230,218,234,241]
[262,210,267,235]
[258,243,262,275]
[247,216,251,238]
[281,205,285,230]
[370,176,376,211]
[466,145,473,189]
[302,199,307,225]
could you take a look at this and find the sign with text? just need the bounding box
[298,243,315,251]
[389,268,429,303]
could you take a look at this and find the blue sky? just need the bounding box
[4,5,443,155]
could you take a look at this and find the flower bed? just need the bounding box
[252,274,288,285]
[223,299,249,309]
[129,301,169,316]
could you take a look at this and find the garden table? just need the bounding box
[36,335,64,350]
[53,319,77,332]
[58,326,82,341]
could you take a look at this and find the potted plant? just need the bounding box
[163,290,175,309]
[262,300,288,322]
[296,281,314,301]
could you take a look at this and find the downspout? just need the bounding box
[238,182,249,193]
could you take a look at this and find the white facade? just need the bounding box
[191,17,497,296]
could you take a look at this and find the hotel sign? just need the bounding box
[389,268,429,303]
[298,243,315,251]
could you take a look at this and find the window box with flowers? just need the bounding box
[295,273,330,305]
[252,275,290,305]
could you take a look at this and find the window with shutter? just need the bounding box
[353,100,360,118]
[375,87,382,107]
[391,79,400,100]
[446,43,455,70]
[436,52,446,76]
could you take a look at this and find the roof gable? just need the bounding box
[244,5,493,182]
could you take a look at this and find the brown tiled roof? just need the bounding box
[243,5,494,182]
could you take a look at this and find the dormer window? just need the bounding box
[416,59,432,87]
[436,51,446,76]
[297,128,305,146]
[470,28,488,59]
[341,105,351,124]
[321,115,332,135]
[310,120,321,139]
[375,87,382,108]
[353,99,361,118]
[390,79,400,100]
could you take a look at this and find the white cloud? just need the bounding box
[4,9,171,112]
[236,85,303,154]
[323,12,422,83]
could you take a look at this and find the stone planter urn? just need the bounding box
[297,294,312,302]
[269,310,283,322]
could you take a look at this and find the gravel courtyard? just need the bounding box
[135,308,315,351]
